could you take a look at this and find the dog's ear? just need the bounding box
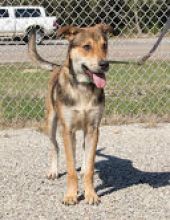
[57,26,81,40]
[95,23,113,34]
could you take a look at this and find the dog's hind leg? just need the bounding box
[47,109,60,180]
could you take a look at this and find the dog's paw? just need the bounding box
[63,194,78,205]
[47,170,59,180]
[85,192,101,205]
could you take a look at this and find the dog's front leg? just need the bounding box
[62,128,78,205]
[83,127,100,205]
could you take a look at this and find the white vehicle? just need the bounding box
[0,6,58,44]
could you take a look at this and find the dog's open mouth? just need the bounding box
[82,64,106,88]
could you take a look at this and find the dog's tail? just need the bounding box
[28,27,59,71]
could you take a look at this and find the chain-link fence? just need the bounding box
[0,0,169,128]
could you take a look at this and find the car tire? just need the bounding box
[24,28,44,45]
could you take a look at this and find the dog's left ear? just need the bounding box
[95,24,113,34]
[57,26,81,41]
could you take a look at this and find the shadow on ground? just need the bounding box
[95,149,170,197]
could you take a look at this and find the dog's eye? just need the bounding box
[83,44,92,51]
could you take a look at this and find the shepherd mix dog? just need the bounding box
[28,24,112,205]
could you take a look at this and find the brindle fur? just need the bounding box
[28,24,112,205]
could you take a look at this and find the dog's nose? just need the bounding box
[99,60,109,70]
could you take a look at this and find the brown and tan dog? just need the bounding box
[28,24,112,205]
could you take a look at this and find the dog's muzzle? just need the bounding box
[82,64,107,89]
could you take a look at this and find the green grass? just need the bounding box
[105,62,170,117]
[0,64,49,125]
[0,62,169,126]
[2,96,44,121]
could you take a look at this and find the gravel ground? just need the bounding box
[0,124,170,220]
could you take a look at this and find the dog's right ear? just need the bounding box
[57,26,81,41]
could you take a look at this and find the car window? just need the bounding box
[0,9,9,18]
[15,8,41,18]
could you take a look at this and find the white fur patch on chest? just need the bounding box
[62,104,103,131]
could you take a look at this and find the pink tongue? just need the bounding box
[92,73,106,88]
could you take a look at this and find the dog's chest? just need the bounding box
[60,87,104,130]
[62,105,103,131]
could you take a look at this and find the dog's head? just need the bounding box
[57,24,113,88]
